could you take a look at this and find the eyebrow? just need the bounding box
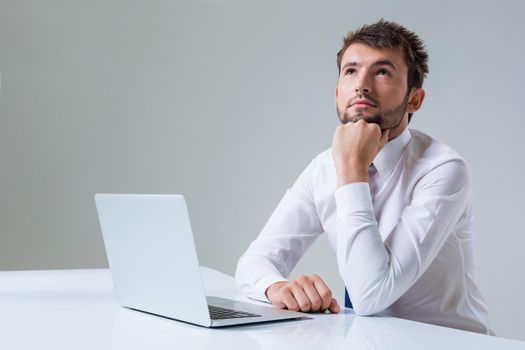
[341,59,398,72]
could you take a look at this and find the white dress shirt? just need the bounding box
[235,128,492,334]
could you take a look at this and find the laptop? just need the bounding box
[94,194,306,327]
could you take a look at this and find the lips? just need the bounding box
[351,99,377,108]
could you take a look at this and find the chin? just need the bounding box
[341,111,384,126]
[360,115,383,125]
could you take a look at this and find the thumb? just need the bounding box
[329,298,340,314]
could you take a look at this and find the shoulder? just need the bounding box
[290,147,334,194]
[310,129,469,170]
[407,129,469,170]
[407,129,472,193]
[312,147,334,166]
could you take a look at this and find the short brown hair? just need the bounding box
[337,19,429,122]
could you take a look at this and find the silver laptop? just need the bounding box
[94,194,306,327]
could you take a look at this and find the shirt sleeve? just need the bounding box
[235,159,324,303]
[335,158,472,315]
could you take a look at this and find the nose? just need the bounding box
[354,73,372,95]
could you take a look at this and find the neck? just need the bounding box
[387,115,409,141]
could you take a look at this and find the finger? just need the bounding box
[290,283,312,312]
[265,281,287,304]
[329,298,341,314]
[272,299,286,309]
[279,288,300,311]
[302,282,323,312]
[310,276,333,311]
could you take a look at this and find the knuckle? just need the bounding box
[299,302,310,311]
[297,275,308,283]
[278,288,290,298]
[320,290,332,300]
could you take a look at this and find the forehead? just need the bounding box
[340,43,407,72]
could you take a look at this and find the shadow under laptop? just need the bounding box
[111,307,266,350]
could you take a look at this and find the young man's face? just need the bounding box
[336,43,412,131]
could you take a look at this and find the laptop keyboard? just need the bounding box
[208,305,262,320]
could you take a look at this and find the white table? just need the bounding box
[1,268,524,349]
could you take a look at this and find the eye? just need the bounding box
[344,68,356,76]
[377,69,390,76]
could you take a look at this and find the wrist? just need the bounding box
[337,174,369,187]
[335,163,369,187]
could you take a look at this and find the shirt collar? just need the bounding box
[372,128,412,182]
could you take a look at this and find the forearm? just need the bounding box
[335,183,401,315]
[335,161,471,315]
[235,158,324,300]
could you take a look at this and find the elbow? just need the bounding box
[347,290,389,316]
[340,261,395,316]
[351,301,384,316]
[352,299,385,316]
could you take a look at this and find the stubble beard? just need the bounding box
[337,90,410,131]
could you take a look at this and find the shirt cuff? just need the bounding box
[252,275,289,304]
[334,182,374,219]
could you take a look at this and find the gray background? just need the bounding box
[1,0,524,341]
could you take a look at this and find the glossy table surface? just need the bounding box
[1,268,524,350]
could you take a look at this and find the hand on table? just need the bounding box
[265,274,340,313]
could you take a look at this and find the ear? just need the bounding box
[407,88,425,113]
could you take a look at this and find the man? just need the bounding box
[235,19,491,334]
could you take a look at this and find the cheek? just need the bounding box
[336,94,347,109]
[336,84,350,104]
[380,85,406,104]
